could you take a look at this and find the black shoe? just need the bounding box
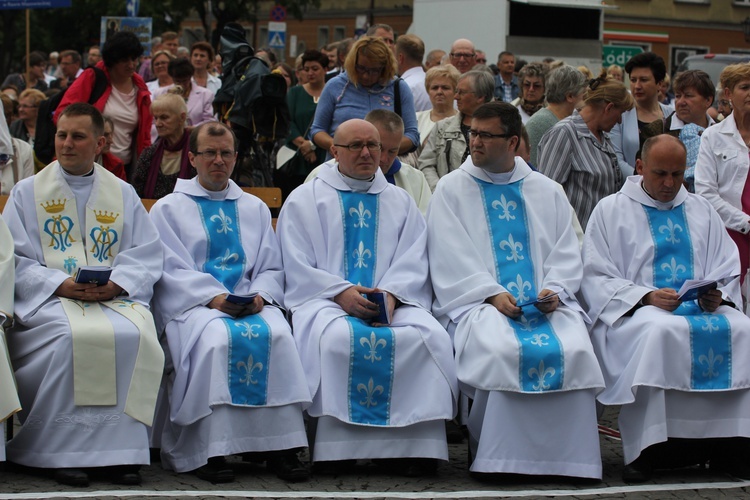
[107,465,142,485]
[194,456,234,483]
[312,459,356,476]
[622,460,652,483]
[54,468,89,487]
[267,450,310,482]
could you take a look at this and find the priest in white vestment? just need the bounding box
[2,103,164,487]
[278,118,458,477]
[582,134,750,482]
[0,216,20,462]
[149,121,311,483]
[305,110,432,215]
[428,102,605,480]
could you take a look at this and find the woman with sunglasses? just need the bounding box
[538,72,634,229]
[310,36,419,159]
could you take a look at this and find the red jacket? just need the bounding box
[55,61,152,159]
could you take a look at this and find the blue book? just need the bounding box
[517,291,560,308]
[74,266,112,285]
[678,280,717,302]
[365,291,391,325]
[226,292,259,305]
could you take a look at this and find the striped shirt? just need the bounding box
[537,110,623,230]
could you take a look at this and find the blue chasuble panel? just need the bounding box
[643,205,731,390]
[476,178,564,392]
[194,197,272,405]
[339,191,395,425]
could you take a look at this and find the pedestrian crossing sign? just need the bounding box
[268,22,286,49]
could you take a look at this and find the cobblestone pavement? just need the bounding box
[0,407,749,499]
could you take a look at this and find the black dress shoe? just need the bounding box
[54,468,89,487]
[622,460,652,483]
[267,450,310,482]
[107,465,142,485]
[194,456,234,483]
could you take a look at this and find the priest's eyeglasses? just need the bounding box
[469,130,512,141]
[333,142,382,153]
[193,150,237,161]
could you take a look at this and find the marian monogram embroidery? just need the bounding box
[89,210,120,263]
[41,199,76,252]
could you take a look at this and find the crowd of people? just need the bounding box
[1,21,750,491]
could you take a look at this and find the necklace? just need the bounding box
[313,95,319,104]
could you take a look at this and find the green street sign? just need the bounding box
[602,46,643,68]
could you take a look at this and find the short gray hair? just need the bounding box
[545,64,586,104]
[461,70,495,104]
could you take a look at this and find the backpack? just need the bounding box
[34,66,108,165]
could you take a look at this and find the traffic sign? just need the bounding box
[270,4,286,22]
[268,21,286,49]
[602,45,643,68]
[126,0,139,17]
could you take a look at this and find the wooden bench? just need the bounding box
[0,187,282,217]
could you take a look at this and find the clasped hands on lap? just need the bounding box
[55,278,124,302]
[486,289,559,319]
[334,285,397,326]
[208,294,265,317]
[642,288,722,313]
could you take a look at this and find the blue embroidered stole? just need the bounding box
[643,204,731,390]
[476,178,564,392]
[193,196,271,405]
[338,191,395,425]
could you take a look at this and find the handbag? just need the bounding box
[276,115,316,174]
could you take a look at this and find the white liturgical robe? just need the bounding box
[582,176,750,464]
[149,178,311,473]
[0,216,20,462]
[3,163,163,469]
[278,162,458,462]
[427,158,604,479]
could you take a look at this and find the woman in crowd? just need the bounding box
[514,63,546,124]
[400,64,460,167]
[57,30,152,177]
[696,63,750,288]
[191,41,221,94]
[0,94,34,194]
[273,62,298,90]
[642,69,714,191]
[133,91,194,200]
[311,36,419,157]
[97,116,127,181]
[606,64,625,83]
[146,50,175,96]
[609,52,672,176]
[538,71,634,229]
[9,89,45,146]
[274,50,329,201]
[152,57,214,142]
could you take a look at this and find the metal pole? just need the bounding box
[206,0,212,43]
[25,9,30,90]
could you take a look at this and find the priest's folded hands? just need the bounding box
[54,278,124,302]
[207,293,264,317]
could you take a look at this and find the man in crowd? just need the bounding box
[149,121,311,484]
[582,135,750,482]
[424,49,446,70]
[419,69,495,191]
[395,34,430,112]
[475,50,488,65]
[427,101,604,480]
[449,39,477,74]
[3,103,164,487]
[1,51,48,92]
[278,118,457,477]
[493,51,519,103]
[306,110,431,214]
[51,50,83,90]
[87,46,102,68]
[366,23,395,52]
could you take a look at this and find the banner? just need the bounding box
[100,17,153,56]
[0,0,71,9]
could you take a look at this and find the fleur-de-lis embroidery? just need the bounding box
[216,249,239,271]
[353,241,372,269]
[499,233,524,263]
[349,201,372,228]
[525,333,549,347]
[698,347,723,378]
[659,218,683,245]
[661,257,686,283]
[516,315,540,332]
[360,332,387,362]
[237,354,263,385]
[528,360,556,391]
[210,208,234,234]
[695,315,720,333]
[63,256,78,275]
[507,274,532,303]
[357,377,384,408]
[235,321,261,339]
[491,195,517,221]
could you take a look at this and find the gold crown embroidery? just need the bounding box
[40,199,67,214]
[93,210,119,224]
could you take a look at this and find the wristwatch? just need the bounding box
[309,140,317,151]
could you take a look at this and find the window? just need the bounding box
[334,26,346,41]
[318,27,330,49]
